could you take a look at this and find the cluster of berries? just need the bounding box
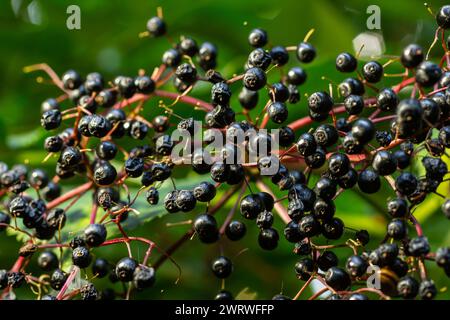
[1,5,450,301]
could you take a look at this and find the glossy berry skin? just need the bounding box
[317,251,338,271]
[407,236,430,257]
[175,190,196,212]
[372,150,397,176]
[50,269,67,290]
[29,168,49,189]
[134,76,155,94]
[270,46,289,66]
[295,258,315,280]
[415,61,442,87]
[395,172,418,196]
[72,246,92,268]
[267,102,288,124]
[256,211,274,229]
[162,48,181,67]
[296,42,316,63]
[238,88,258,109]
[62,70,82,90]
[175,63,197,84]
[336,52,357,72]
[328,153,350,178]
[387,198,409,218]
[92,258,109,278]
[248,28,267,47]
[435,247,450,267]
[145,187,159,205]
[178,37,198,57]
[258,228,279,250]
[345,255,368,277]
[355,230,370,246]
[308,91,333,115]
[210,162,230,183]
[279,126,295,147]
[124,157,144,178]
[344,94,364,115]
[247,48,272,70]
[314,124,338,147]
[269,83,289,102]
[419,280,437,300]
[41,109,62,130]
[401,44,424,69]
[44,135,63,153]
[194,214,219,244]
[362,61,383,83]
[225,220,246,241]
[164,190,180,213]
[338,78,365,97]
[321,217,345,240]
[312,198,335,221]
[211,82,231,105]
[358,169,380,194]
[314,177,337,201]
[193,181,216,202]
[211,256,233,279]
[325,267,351,291]
[243,67,266,91]
[436,5,450,29]
[286,67,307,85]
[284,221,303,243]
[387,218,408,240]
[115,257,138,282]
[93,161,117,186]
[337,168,358,189]
[96,141,117,160]
[37,251,58,271]
[240,194,264,220]
[298,214,320,237]
[133,266,156,290]
[296,133,317,157]
[146,16,166,37]
[84,223,107,247]
[397,276,419,299]
[352,118,375,144]
[376,88,398,112]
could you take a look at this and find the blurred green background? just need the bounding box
[0,0,449,300]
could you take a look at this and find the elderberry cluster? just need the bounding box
[1,5,450,301]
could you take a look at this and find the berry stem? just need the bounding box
[255,180,291,224]
[46,181,93,210]
[55,266,80,300]
[219,183,246,235]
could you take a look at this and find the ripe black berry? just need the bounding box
[243,67,266,91]
[286,67,307,85]
[248,28,268,47]
[146,16,166,36]
[92,258,110,278]
[415,61,442,87]
[37,251,58,271]
[72,246,92,268]
[96,141,117,160]
[321,217,345,240]
[397,276,419,299]
[325,267,351,291]
[115,257,138,282]
[295,258,314,280]
[308,91,333,115]
[50,269,67,290]
[395,172,418,196]
[133,266,156,290]
[336,52,357,72]
[376,88,398,112]
[362,61,383,83]
[211,256,233,279]
[358,169,380,194]
[84,223,107,247]
[41,109,62,130]
[401,44,424,68]
[258,228,279,250]
[270,46,289,66]
[267,101,288,124]
[317,251,338,271]
[345,255,368,277]
[194,214,219,244]
[296,42,316,63]
[436,5,450,29]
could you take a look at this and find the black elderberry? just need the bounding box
[436,5,450,29]
[415,61,442,87]
[94,161,117,186]
[37,251,58,271]
[295,258,315,280]
[258,228,279,250]
[270,46,289,66]
[92,258,110,278]
[243,67,266,91]
[72,246,92,268]
[338,78,365,97]
[225,220,246,241]
[134,76,155,94]
[194,214,219,244]
[317,251,338,271]
[248,28,268,47]
[344,94,364,115]
[325,267,351,291]
[179,37,198,57]
[377,88,398,111]
[346,255,368,277]
[267,101,288,124]
[41,109,62,130]
[321,217,345,240]
[162,48,181,67]
[397,276,419,299]
[133,266,156,290]
[115,257,138,282]
[296,42,316,63]
[62,69,82,90]
[362,61,383,83]
[308,91,333,115]
[401,44,424,69]
[50,269,67,290]
[247,48,272,70]
[146,16,166,37]
[211,256,233,279]
[358,169,380,194]
[84,223,107,247]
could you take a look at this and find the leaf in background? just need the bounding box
[235,287,258,300]
[6,127,46,149]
